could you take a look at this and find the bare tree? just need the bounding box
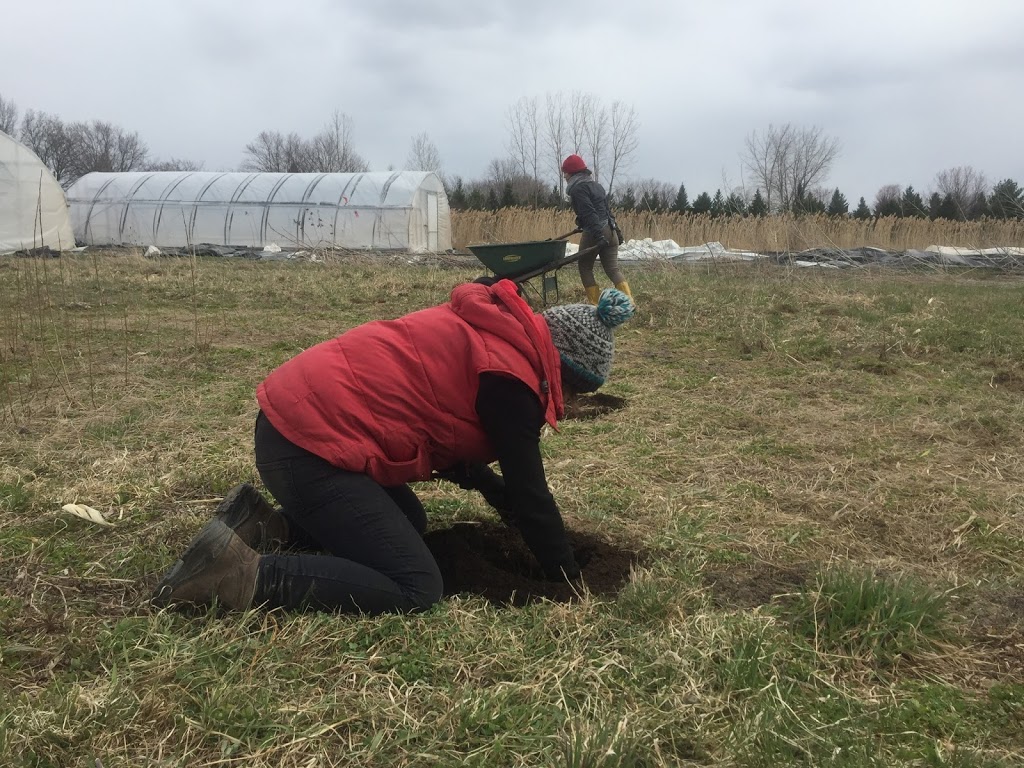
[20,110,79,185]
[145,157,205,172]
[933,166,988,219]
[507,91,640,202]
[243,113,367,173]
[309,111,368,173]
[873,184,902,216]
[543,92,568,198]
[567,91,591,156]
[632,178,676,211]
[487,157,521,187]
[241,130,307,172]
[0,93,18,135]
[487,157,545,204]
[70,120,149,179]
[583,100,609,184]
[506,96,541,204]
[742,123,840,212]
[606,101,639,197]
[406,131,442,175]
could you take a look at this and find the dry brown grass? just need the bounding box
[2,252,1024,766]
[454,208,1024,252]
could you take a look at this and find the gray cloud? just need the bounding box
[2,0,1022,205]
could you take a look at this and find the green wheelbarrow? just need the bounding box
[466,230,600,305]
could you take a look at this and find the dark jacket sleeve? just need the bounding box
[475,373,580,580]
[568,179,607,241]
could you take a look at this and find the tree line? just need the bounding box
[2,90,1020,222]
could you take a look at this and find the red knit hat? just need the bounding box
[561,154,587,174]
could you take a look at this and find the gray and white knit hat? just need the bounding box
[543,288,636,393]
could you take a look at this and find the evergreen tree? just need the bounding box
[639,190,662,212]
[486,187,499,211]
[937,193,960,221]
[748,189,768,217]
[467,188,485,210]
[794,192,826,215]
[852,197,872,220]
[691,191,713,215]
[725,192,747,216]
[928,192,943,220]
[447,177,468,210]
[710,189,725,217]
[968,192,990,220]
[546,185,563,208]
[990,178,1024,219]
[901,185,926,218]
[671,183,689,213]
[619,186,637,212]
[874,195,900,218]
[827,188,849,216]
[499,181,516,208]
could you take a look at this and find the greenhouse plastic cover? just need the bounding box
[66,171,451,252]
[0,130,75,254]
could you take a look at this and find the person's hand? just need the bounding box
[434,463,517,525]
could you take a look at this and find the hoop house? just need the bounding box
[0,130,75,254]
[66,171,451,252]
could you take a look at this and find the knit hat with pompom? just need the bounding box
[542,288,635,393]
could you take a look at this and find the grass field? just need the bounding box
[2,251,1023,766]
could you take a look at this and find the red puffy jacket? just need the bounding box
[256,280,563,486]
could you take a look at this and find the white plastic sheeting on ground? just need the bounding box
[0,130,75,254]
[66,171,451,252]
[925,245,1024,258]
[567,238,764,262]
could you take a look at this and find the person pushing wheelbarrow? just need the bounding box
[562,154,634,306]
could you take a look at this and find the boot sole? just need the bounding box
[215,483,263,532]
[152,519,234,608]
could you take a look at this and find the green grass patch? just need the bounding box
[788,567,949,663]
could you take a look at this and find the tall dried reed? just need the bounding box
[453,208,1024,252]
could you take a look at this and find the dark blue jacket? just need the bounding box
[566,171,611,240]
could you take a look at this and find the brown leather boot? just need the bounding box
[215,483,289,550]
[151,519,259,611]
[585,285,601,305]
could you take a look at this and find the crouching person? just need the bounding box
[152,279,635,615]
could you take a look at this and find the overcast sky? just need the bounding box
[4,0,1023,204]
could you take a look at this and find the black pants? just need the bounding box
[252,411,443,614]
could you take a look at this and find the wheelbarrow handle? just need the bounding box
[510,242,602,285]
[546,228,582,241]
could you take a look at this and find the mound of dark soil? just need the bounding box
[563,392,628,421]
[424,520,645,606]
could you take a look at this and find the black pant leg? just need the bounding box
[252,412,442,614]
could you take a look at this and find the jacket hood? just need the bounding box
[449,280,564,425]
